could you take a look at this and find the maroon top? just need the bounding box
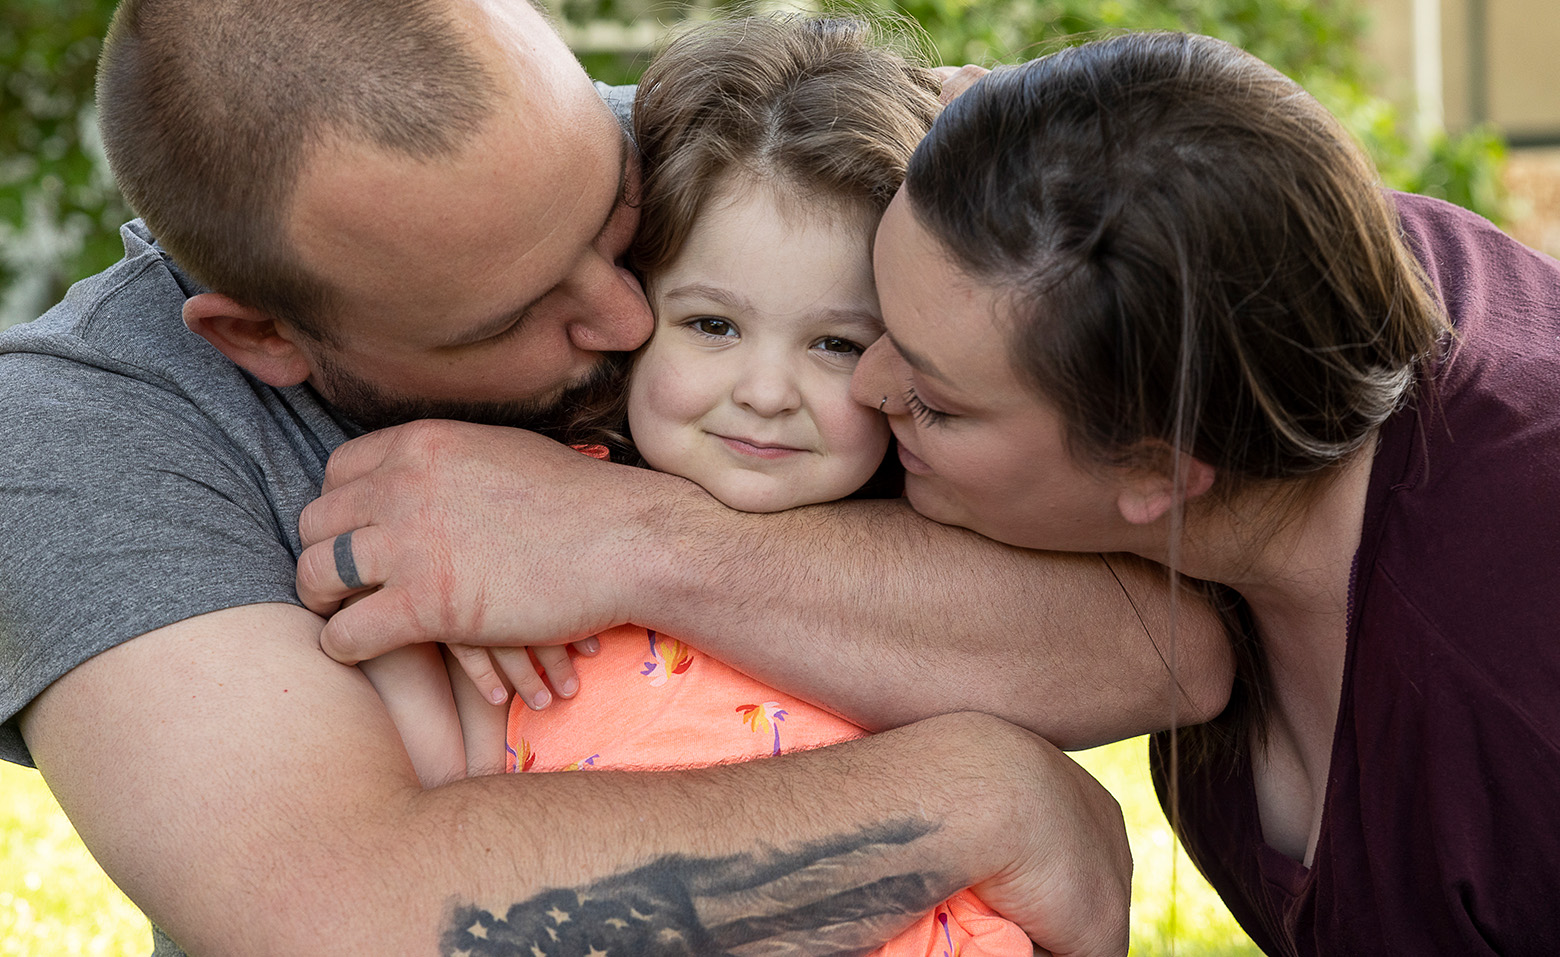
[1152,192,1560,955]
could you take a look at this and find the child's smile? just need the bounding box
[627,180,890,513]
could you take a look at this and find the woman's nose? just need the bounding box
[851,337,905,414]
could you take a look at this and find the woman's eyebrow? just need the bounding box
[885,331,950,382]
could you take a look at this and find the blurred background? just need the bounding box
[3,0,1558,953]
[5,0,1560,332]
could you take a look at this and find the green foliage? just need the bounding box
[1,0,128,326]
[839,0,1507,223]
[0,763,149,955]
[0,0,1510,321]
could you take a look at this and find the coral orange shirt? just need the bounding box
[507,623,1032,957]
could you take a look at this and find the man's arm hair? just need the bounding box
[629,496,1232,748]
[300,423,1233,750]
[21,603,1128,956]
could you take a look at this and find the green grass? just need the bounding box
[1073,739,1263,956]
[2,737,1259,955]
[0,762,147,956]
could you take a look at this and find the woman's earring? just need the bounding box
[879,395,889,413]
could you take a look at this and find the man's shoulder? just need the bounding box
[593,81,636,132]
[0,219,199,386]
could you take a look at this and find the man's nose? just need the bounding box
[567,263,653,352]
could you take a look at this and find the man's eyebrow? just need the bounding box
[445,133,633,347]
[885,331,949,382]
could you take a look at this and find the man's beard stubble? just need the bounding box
[313,350,631,443]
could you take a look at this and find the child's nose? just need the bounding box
[730,359,802,417]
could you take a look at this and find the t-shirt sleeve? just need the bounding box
[593,81,636,131]
[0,355,303,766]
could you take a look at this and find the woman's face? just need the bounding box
[851,192,1132,552]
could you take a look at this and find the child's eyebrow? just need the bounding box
[658,282,745,311]
[659,284,882,330]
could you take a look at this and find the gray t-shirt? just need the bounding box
[0,222,359,957]
[1,82,634,768]
[0,220,357,765]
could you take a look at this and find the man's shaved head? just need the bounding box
[98,0,502,338]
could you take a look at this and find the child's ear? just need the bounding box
[183,293,314,388]
[1115,450,1216,526]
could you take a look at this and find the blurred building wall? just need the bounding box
[1363,0,1560,145]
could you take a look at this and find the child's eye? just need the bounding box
[813,336,865,357]
[690,317,738,338]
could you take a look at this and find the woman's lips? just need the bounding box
[896,441,932,475]
[718,435,804,459]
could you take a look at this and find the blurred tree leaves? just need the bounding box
[1,0,1507,326]
[1,0,128,326]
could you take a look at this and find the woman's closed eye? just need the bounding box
[905,387,952,426]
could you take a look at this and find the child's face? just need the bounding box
[627,185,891,513]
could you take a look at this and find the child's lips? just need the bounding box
[717,435,805,459]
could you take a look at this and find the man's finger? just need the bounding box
[318,425,405,495]
[334,530,365,590]
[298,473,381,549]
[296,526,388,614]
[316,585,425,665]
[938,64,989,105]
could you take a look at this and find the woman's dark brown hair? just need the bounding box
[904,32,1448,749]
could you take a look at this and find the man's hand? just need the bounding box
[973,730,1133,956]
[297,420,684,668]
[931,64,990,105]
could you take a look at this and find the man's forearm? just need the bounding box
[407,732,981,957]
[21,604,1128,956]
[298,423,1232,749]
[629,494,1233,748]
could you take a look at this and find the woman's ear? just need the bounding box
[182,293,314,388]
[1115,451,1216,526]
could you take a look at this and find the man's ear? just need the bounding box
[183,293,314,388]
[1116,452,1217,526]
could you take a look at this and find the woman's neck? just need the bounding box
[1142,441,1376,635]
[1147,441,1378,863]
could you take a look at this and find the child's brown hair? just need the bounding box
[559,14,940,468]
[630,14,941,276]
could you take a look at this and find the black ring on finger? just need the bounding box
[334,530,365,590]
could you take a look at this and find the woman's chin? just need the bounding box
[904,481,975,533]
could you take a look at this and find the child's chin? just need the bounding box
[711,482,820,515]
